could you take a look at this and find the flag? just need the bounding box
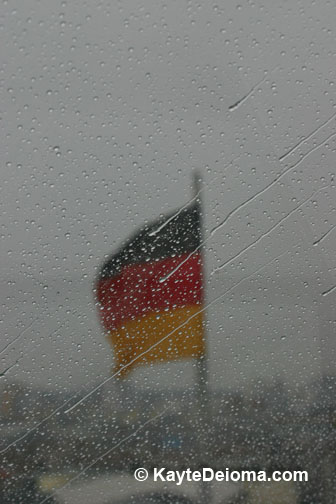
[96,201,205,377]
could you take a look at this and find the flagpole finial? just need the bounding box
[192,169,202,199]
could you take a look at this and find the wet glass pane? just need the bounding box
[1,1,335,503]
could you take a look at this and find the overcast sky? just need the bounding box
[1,0,335,394]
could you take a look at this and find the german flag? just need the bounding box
[96,201,205,377]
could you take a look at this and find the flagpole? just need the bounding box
[193,171,209,409]
[193,171,211,504]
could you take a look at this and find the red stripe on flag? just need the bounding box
[96,252,203,332]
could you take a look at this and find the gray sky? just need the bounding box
[1,0,335,393]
